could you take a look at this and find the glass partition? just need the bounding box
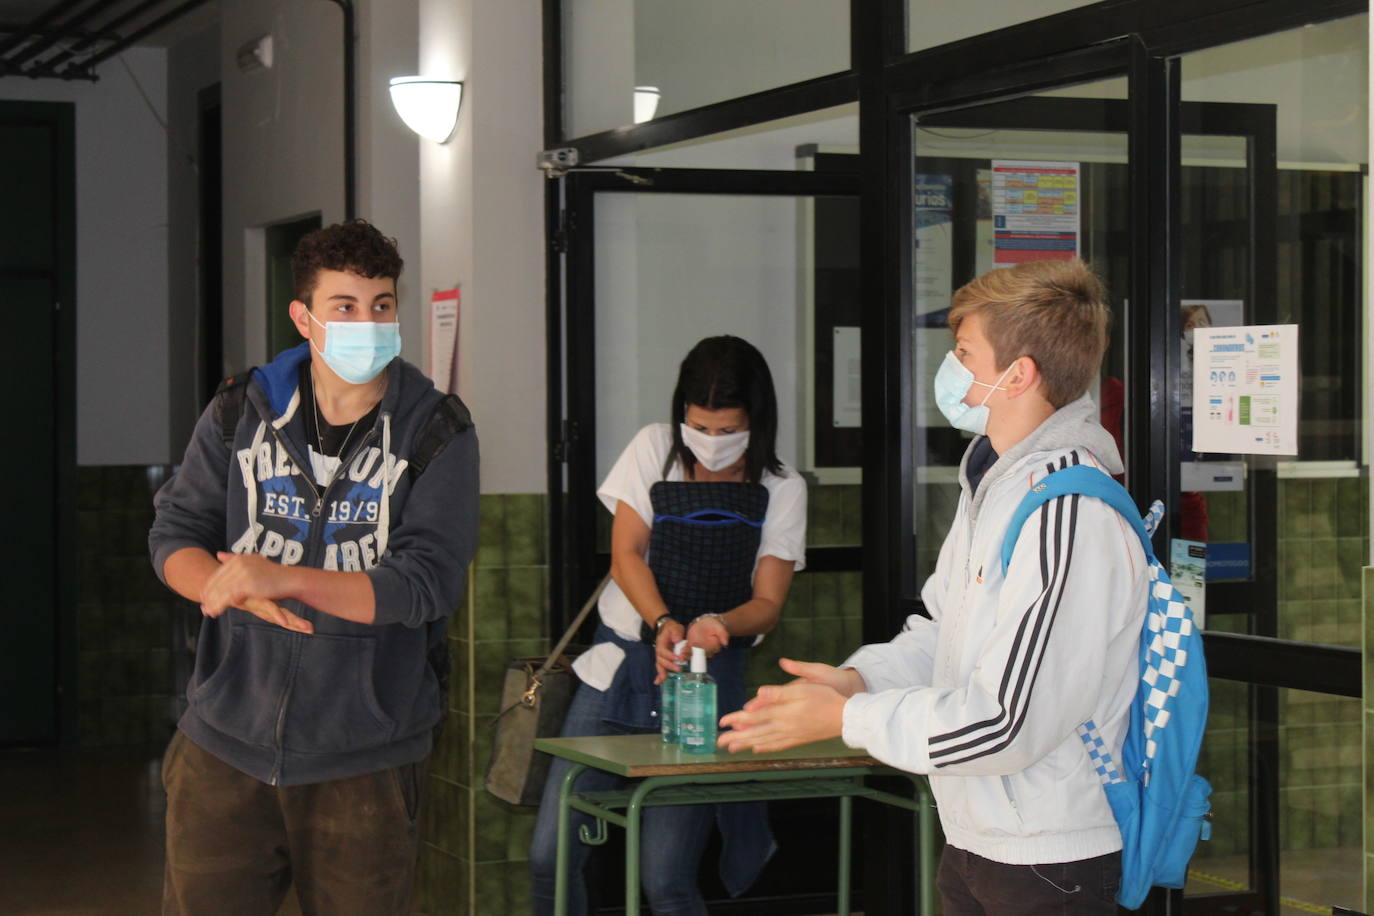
[908,0,1096,53]
[910,78,1131,584]
[592,191,858,484]
[1174,15,1368,913]
[562,0,849,138]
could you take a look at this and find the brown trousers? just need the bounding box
[161,731,422,916]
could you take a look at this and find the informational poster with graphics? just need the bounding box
[990,160,1080,264]
[913,173,954,313]
[428,287,460,393]
[1191,324,1298,455]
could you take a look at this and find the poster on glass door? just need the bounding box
[1191,324,1299,456]
[913,173,955,432]
[990,160,1080,263]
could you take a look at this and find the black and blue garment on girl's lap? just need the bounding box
[596,479,776,895]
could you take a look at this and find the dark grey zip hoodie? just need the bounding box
[149,343,479,786]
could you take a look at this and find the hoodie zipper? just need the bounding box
[261,421,379,784]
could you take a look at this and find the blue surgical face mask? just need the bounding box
[933,351,1015,435]
[309,311,402,384]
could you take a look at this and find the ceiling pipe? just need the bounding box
[33,0,174,74]
[323,0,358,220]
[8,0,126,69]
[0,0,89,60]
[57,0,211,78]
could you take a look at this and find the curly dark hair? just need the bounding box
[291,219,404,306]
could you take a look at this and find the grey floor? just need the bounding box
[0,744,1361,916]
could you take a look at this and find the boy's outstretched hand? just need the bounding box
[717,657,866,754]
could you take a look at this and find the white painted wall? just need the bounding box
[419,0,546,494]
[0,48,171,466]
[167,25,221,452]
[215,0,543,492]
[219,0,347,370]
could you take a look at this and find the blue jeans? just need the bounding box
[530,682,714,916]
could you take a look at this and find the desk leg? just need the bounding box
[915,777,935,916]
[554,763,587,916]
[836,792,852,916]
[623,778,661,916]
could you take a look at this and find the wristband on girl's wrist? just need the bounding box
[694,612,728,635]
[642,612,675,644]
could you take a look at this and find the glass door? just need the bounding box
[548,165,867,914]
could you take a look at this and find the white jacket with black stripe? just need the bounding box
[841,394,1148,866]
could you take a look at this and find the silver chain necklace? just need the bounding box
[311,376,367,487]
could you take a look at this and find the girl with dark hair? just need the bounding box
[530,335,808,916]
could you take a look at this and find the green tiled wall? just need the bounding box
[1365,566,1374,912]
[420,493,546,916]
[77,466,188,747]
[1198,478,1366,869]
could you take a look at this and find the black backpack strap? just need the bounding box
[211,369,256,451]
[409,393,473,480]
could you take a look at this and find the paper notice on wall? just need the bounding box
[1191,324,1298,455]
[991,160,1079,264]
[913,173,954,314]
[1170,539,1207,629]
[428,287,460,393]
[832,326,861,428]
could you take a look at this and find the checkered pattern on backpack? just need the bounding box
[1077,719,1124,785]
[1140,565,1196,780]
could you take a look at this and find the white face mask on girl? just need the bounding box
[680,424,750,471]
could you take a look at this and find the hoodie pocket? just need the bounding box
[190,623,294,747]
[281,632,397,755]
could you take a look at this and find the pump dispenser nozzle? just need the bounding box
[690,646,707,673]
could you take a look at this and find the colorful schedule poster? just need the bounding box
[990,160,1080,264]
[1191,324,1299,456]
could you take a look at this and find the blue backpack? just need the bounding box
[1000,464,1213,910]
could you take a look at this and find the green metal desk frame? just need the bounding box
[539,737,937,916]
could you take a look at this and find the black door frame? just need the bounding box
[548,166,862,634]
[542,1,1369,913]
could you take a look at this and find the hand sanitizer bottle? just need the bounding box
[661,641,687,744]
[678,646,717,754]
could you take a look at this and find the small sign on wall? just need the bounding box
[429,287,460,394]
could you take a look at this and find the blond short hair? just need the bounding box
[947,260,1110,408]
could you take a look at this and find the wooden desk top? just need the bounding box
[534,734,881,778]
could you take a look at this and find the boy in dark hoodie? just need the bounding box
[149,220,479,914]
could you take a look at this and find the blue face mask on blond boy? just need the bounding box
[933,351,1015,435]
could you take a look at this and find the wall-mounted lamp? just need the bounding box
[633,86,660,124]
[389,76,463,143]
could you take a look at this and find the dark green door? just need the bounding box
[266,215,321,356]
[0,103,73,745]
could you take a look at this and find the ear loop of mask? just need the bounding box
[971,359,1019,406]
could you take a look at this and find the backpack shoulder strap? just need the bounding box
[1000,464,1155,575]
[409,393,474,480]
[211,369,256,451]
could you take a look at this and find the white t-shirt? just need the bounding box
[573,423,809,689]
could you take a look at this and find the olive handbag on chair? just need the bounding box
[484,575,610,806]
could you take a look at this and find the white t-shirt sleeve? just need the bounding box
[760,468,808,571]
[596,424,673,527]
